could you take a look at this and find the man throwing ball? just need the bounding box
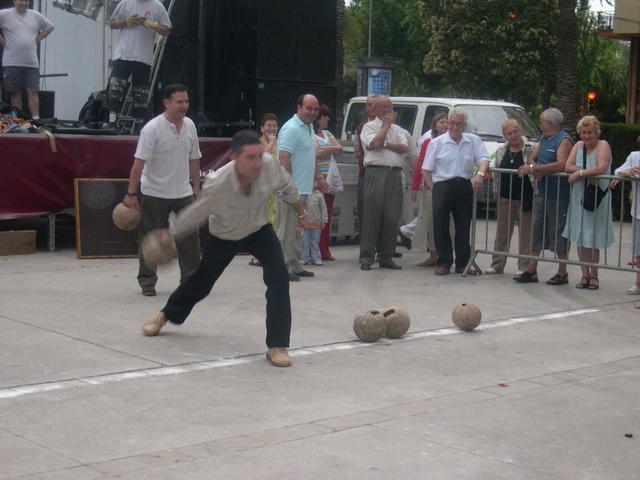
[142,130,310,368]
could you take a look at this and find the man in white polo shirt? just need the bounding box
[122,83,201,296]
[422,108,489,275]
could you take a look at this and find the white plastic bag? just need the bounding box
[326,157,344,194]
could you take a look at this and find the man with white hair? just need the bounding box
[513,108,573,285]
[422,108,489,275]
[358,96,409,270]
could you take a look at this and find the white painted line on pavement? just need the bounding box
[0,307,600,400]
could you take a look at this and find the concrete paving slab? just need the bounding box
[1,240,640,479]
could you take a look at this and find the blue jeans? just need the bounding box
[301,228,322,264]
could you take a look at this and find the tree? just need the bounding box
[343,0,431,97]
[555,0,579,137]
[418,0,558,113]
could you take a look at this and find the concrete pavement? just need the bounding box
[1,238,639,479]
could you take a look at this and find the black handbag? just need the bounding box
[581,144,608,212]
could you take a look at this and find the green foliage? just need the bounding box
[601,122,640,169]
[419,0,558,112]
[343,0,432,96]
[577,11,629,122]
[342,0,629,122]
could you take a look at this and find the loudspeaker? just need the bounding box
[202,81,337,138]
[158,0,338,135]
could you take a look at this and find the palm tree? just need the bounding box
[556,0,579,138]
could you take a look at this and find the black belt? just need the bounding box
[366,165,402,170]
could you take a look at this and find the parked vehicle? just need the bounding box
[331,97,540,239]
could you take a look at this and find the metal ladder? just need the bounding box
[117,0,176,134]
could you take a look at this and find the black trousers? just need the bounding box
[162,224,292,348]
[432,177,473,269]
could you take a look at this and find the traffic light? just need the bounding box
[587,91,598,112]
[507,12,518,20]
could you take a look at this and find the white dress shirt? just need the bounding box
[422,132,489,183]
[360,118,409,168]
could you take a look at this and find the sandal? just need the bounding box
[588,278,599,290]
[546,273,568,286]
[576,276,590,289]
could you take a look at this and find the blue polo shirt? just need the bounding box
[278,114,316,195]
[536,129,572,199]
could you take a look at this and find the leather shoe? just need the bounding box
[360,263,371,271]
[434,266,450,276]
[417,257,437,267]
[392,251,403,258]
[142,310,167,336]
[266,347,291,367]
[379,261,402,270]
[288,273,300,282]
[294,270,314,278]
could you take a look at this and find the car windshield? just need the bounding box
[459,104,540,142]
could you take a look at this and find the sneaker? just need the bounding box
[627,284,640,295]
[313,260,323,266]
[484,267,500,274]
[513,271,538,283]
[141,285,156,296]
[266,347,291,367]
[142,310,167,336]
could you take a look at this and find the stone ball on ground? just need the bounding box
[141,229,177,267]
[382,305,411,338]
[112,202,140,231]
[452,303,482,331]
[353,310,386,343]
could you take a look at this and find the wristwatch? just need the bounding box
[125,192,137,197]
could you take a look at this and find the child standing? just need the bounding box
[614,146,640,294]
[301,181,328,266]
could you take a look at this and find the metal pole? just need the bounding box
[368,0,372,58]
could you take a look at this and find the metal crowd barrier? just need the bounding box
[464,168,640,276]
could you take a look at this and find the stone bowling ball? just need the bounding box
[112,202,140,231]
[353,310,386,343]
[141,229,177,267]
[382,305,411,338]
[452,303,482,331]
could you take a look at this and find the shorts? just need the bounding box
[531,194,569,254]
[633,219,640,256]
[2,66,40,93]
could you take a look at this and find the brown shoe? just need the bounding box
[141,285,156,296]
[142,310,167,336]
[417,257,437,267]
[266,347,291,367]
[434,266,450,276]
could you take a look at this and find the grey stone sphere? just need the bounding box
[353,310,386,342]
[112,202,140,231]
[452,303,482,331]
[383,305,411,338]
[141,230,177,267]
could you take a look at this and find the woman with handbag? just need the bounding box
[562,115,615,290]
[314,104,343,261]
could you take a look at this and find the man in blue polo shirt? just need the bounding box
[276,94,324,281]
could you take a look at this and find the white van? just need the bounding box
[330,96,540,240]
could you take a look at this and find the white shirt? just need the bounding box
[0,8,53,67]
[360,118,409,168]
[170,154,299,241]
[135,114,201,199]
[615,151,640,219]
[422,131,489,183]
[111,0,171,66]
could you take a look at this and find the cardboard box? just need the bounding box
[0,230,37,256]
